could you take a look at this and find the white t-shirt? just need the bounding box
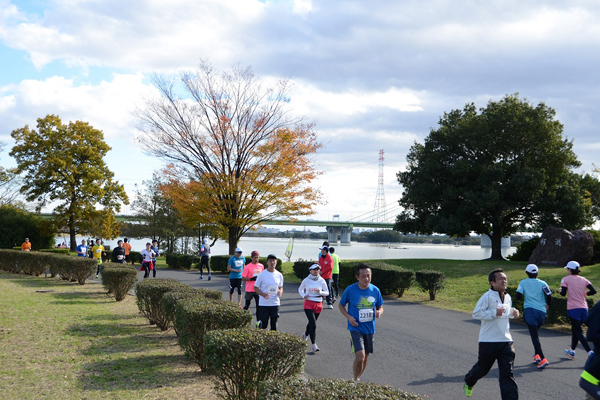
[141,249,155,262]
[255,269,284,307]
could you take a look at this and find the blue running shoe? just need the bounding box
[199,276,203,280]
[564,349,575,359]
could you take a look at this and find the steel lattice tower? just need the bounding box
[373,149,387,223]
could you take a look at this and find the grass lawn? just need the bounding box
[0,272,217,400]
[283,259,600,315]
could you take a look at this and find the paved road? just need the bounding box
[143,268,590,399]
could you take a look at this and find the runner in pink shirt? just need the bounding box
[242,250,264,321]
[560,261,597,359]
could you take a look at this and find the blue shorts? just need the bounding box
[568,308,589,322]
[350,330,374,354]
[524,308,546,327]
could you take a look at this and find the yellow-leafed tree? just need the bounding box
[136,63,323,254]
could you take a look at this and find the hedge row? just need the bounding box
[258,377,424,400]
[202,255,283,273]
[165,253,199,270]
[0,249,96,285]
[101,263,139,301]
[506,285,595,325]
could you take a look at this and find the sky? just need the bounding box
[1,0,599,226]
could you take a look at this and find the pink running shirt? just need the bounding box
[242,262,264,292]
[560,274,592,310]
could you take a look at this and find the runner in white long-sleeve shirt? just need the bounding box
[464,268,520,399]
[298,263,329,352]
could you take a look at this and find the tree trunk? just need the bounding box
[69,215,76,252]
[228,227,242,255]
[489,229,506,261]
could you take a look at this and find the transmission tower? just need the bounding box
[373,149,387,223]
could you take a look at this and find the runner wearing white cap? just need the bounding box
[227,247,245,307]
[298,263,329,352]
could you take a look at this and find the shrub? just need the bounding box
[292,261,317,280]
[129,250,141,265]
[161,287,222,333]
[415,270,446,300]
[339,262,415,296]
[39,248,70,255]
[69,256,98,284]
[135,278,190,329]
[258,377,425,400]
[507,236,540,262]
[587,230,600,265]
[174,299,252,369]
[207,255,282,274]
[205,329,306,400]
[102,263,139,301]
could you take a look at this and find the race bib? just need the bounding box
[96,248,102,253]
[267,285,278,296]
[235,260,244,268]
[117,255,124,260]
[358,308,374,322]
[308,287,321,295]
[253,271,260,277]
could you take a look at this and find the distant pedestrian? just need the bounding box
[338,263,384,382]
[516,264,552,369]
[464,268,519,399]
[75,239,87,258]
[561,260,597,359]
[227,247,245,307]
[150,240,160,277]
[299,263,329,352]
[21,238,31,252]
[92,239,106,278]
[254,254,284,331]
[329,246,341,299]
[579,302,600,399]
[242,250,264,320]
[140,242,156,279]
[112,240,126,264]
[318,246,334,309]
[199,238,211,280]
[122,238,132,263]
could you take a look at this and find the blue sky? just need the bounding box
[1,0,599,224]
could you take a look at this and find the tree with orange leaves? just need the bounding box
[136,62,322,254]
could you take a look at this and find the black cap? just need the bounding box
[267,254,277,260]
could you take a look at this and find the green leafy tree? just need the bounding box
[9,115,129,251]
[396,94,592,260]
[0,205,54,249]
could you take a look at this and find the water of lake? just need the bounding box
[59,236,516,261]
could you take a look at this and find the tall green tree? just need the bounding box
[9,115,129,251]
[396,94,592,260]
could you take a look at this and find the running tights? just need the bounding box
[304,309,321,344]
[570,317,592,352]
[526,323,544,359]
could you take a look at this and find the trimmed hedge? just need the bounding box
[258,377,425,400]
[0,250,96,284]
[102,263,139,301]
[415,270,446,300]
[129,250,141,265]
[174,298,252,369]
[39,248,70,255]
[135,278,191,330]
[161,287,223,333]
[339,262,416,296]
[204,255,282,274]
[205,329,306,400]
[165,253,199,270]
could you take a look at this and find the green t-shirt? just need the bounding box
[331,253,341,274]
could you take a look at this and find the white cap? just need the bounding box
[309,263,320,270]
[235,247,243,253]
[203,238,208,244]
[319,246,328,250]
[525,264,538,274]
[565,261,581,270]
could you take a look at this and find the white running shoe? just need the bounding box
[327,304,333,309]
[312,343,320,352]
[302,333,308,341]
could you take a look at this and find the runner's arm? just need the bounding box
[338,302,358,327]
[560,286,567,296]
[587,284,597,296]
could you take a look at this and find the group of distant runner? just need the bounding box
[463,261,600,399]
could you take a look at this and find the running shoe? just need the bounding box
[208,275,212,281]
[463,383,473,397]
[537,358,549,369]
[256,321,261,329]
[199,276,203,280]
[589,351,595,357]
[564,349,575,359]
[533,354,541,364]
[95,275,99,279]
[302,333,308,341]
[312,343,319,352]
[327,304,333,309]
